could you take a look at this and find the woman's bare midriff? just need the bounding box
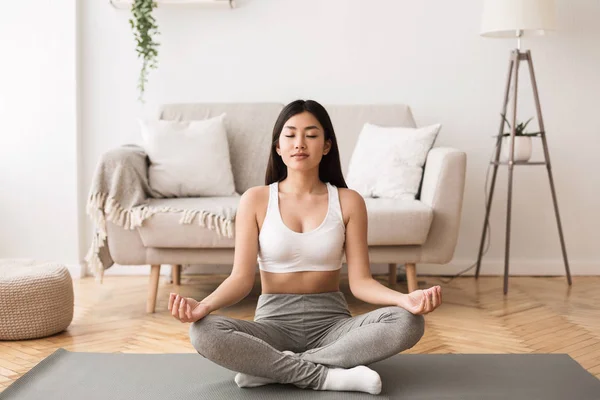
[260,269,341,294]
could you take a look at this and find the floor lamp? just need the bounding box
[476,0,572,294]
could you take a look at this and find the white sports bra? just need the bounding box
[257,181,346,273]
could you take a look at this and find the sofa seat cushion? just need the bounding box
[137,196,433,249]
[364,198,433,245]
[137,197,239,248]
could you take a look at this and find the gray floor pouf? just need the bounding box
[0,259,74,340]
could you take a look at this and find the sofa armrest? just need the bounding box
[85,144,154,278]
[88,144,153,210]
[419,147,467,264]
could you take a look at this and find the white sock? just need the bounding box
[234,350,296,388]
[318,365,382,395]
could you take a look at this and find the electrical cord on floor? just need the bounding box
[438,135,502,284]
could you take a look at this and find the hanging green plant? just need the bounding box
[129,0,160,102]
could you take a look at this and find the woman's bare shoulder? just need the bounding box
[240,185,270,212]
[336,187,366,224]
[243,185,269,196]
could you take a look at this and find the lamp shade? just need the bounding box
[480,0,556,38]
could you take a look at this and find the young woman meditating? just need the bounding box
[169,99,442,395]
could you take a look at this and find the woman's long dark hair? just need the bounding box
[265,100,348,188]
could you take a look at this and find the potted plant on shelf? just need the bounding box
[129,0,160,102]
[500,114,540,162]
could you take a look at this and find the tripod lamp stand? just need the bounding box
[476,0,572,294]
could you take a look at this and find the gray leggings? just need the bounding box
[189,291,424,390]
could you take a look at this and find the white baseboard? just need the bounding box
[416,259,597,276]
[93,259,598,277]
[101,264,173,276]
[66,263,85,279]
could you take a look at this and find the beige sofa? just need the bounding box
[103,103,467,313]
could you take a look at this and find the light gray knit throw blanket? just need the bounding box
[85,144,236,280]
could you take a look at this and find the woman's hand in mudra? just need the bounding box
[400,286,442,315]
[168,293,211,323]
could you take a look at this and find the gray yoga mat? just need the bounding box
[1,348,599,399]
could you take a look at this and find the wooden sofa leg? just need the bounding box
[388,263,397,286]
[147,264,161,313]
[405,263,418,293]
[172,264,181,286]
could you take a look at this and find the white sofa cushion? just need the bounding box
[346,123,441,199]
[363,197,433,245]
[324,104,418,177]
[158,103,285,193]
[139,113,237,197]
[136,196,433,248]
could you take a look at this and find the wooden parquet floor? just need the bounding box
[1,274,599,392]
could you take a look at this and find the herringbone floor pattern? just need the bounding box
[1,274,599,392]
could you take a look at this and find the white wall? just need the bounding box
[84,0,600,276]
[0,1,81,277]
